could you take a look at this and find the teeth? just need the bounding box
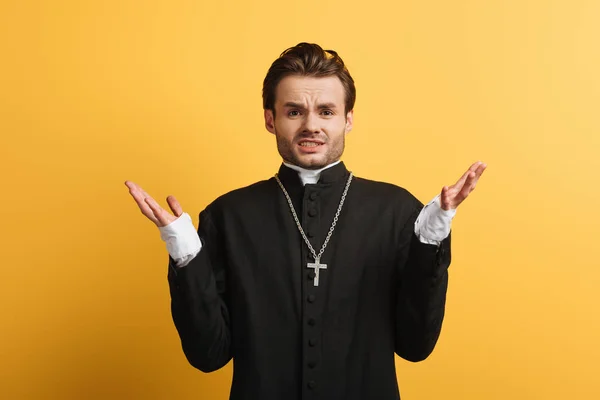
[299,142,321,147]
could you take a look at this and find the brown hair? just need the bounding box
[262,42,356,115]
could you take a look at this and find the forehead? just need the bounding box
[275,75,345,105]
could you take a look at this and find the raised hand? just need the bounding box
[440,161,487,211]
[125,180,183,227]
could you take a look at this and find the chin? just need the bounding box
[294,156,330,170]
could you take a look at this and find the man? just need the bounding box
[125,42,486,399]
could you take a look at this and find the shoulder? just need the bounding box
[203,178,277,215]
[349,176,424,224]
[352,176,422,207]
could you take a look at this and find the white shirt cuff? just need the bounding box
[158,212,202,267]
[414,195,456,245]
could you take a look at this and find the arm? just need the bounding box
[167,208,232,372]
[395,207,451,362]
[123,180,232,372]
[394,160,486,361]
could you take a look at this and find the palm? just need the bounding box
[440,161,487,210]
[124,180,183,227]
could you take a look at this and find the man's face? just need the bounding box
[264,75,353,170]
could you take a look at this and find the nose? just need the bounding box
[302,112,321,134]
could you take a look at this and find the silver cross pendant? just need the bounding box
[307,258,327,287]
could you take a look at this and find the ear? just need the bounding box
[345,110,354,134]
[264,109,276,134]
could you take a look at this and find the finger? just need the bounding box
[125,182,143,204]
[144,197,171,226]
[467,167,485,197]
[453,161,480,190]
[125,180,142,200]
[125,181,159,222]
[138,185,153,200]
[167,195,183,217]
[468,165,485,190]
[444,162,486,209]
[135,197,160,225]
[134,197,160,225]
[125,181,150,204]
[125,180,145,194]
[474,162,487,178]
[458,171,477,201]
[466,162,487,192]
[134,184,178,223]
[126,181,160,210]
[127,180,154,199]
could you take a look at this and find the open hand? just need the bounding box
[440,161,487,210]
[125,180,183,227]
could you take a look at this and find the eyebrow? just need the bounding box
[283,102,338,110]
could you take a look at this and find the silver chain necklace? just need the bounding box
[274,172,353,286]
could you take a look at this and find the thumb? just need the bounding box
[166,195,184,217]
[440,186,451,211]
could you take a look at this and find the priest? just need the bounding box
[125,42,486,400]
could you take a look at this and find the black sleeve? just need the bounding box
[394,207,451,362]
[167,208,232,372]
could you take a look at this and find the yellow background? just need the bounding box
[2,0,599,399]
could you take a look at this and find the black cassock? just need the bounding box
[167,162,451,400]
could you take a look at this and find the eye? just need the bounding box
[321,110,334,116]
[288,110,300,117]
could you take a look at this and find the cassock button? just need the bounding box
[308,208,318,217]
[309,192,318,201]
[307,230,315,238]
[307,294,315,303]
[308,361,317,369]
[309,338,318,347]
[308,271,316,280]
[307,380,317,389]
[308,318,316,326]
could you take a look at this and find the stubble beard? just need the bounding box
[274,127,345,170]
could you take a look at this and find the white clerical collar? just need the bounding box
[282,160,341,186]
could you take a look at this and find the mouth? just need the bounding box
[297,140,325,148]
[296,139,325,154]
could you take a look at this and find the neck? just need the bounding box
[282,161,341,185]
